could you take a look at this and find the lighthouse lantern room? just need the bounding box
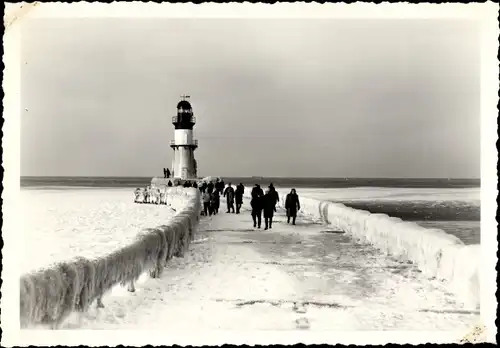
[170,95,198,180]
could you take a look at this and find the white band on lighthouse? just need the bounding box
[174,129,193,145]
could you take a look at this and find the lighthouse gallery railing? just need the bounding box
[172,116,196,123]
[170,139,198,146]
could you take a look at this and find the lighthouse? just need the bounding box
[170,95,198,180]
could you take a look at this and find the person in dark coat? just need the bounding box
[167,180,173,187]
[166,168,171,178]
[215,190,220,214]
[193,182,198,189]
[268,183,279,207]
[250,184,264,228]
[215,178,222,194]
[285,188,301,225]
[220,179,226,195]
[207,181,214,194]
[224,183,235,213]
[235,183,245,214]
[210,190,220,215]
[262,189,277,230]
[163,168,167,178]
[200,182,207,193]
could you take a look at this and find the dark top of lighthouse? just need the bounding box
[173,96,196,130]
[177,100,192,110]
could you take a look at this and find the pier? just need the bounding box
[67,198,479,331]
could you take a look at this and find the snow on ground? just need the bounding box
[280,187,480,205]
[63,204,479,331]
[21,188,178,274]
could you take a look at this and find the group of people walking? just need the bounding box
[250,183,279,229]
[200,179,301,231]
[250,184,301,229]
[137,175,301,229]
[200,178,245,217]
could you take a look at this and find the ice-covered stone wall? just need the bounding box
[20,187,201,328]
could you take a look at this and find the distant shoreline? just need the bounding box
[20,176,481,180]
[20,176,481,189]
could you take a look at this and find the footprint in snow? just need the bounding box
[295,317,310,330]
[293,303,307,314]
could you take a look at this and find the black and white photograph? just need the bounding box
[2,2,498,346]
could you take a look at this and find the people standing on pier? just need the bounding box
[250,184,264,228]
[285,188,301,225]
[263,189,277,230]
[224,183,235,213]
[235,183,245,214]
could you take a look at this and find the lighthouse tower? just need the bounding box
[170,95,198,180]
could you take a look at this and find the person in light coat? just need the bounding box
[202,191,211,216]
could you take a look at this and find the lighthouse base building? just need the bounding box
[170,96,198,180]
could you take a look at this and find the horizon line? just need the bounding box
[20,175,481,180]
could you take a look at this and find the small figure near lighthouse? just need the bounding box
[170,95,198,180]
[163,168,171,179]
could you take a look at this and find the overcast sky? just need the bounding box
[21,18,480,178]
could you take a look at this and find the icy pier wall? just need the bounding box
[19,187,201,328]
[262,189,479,308]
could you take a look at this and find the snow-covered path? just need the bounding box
[65,205,479,331]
